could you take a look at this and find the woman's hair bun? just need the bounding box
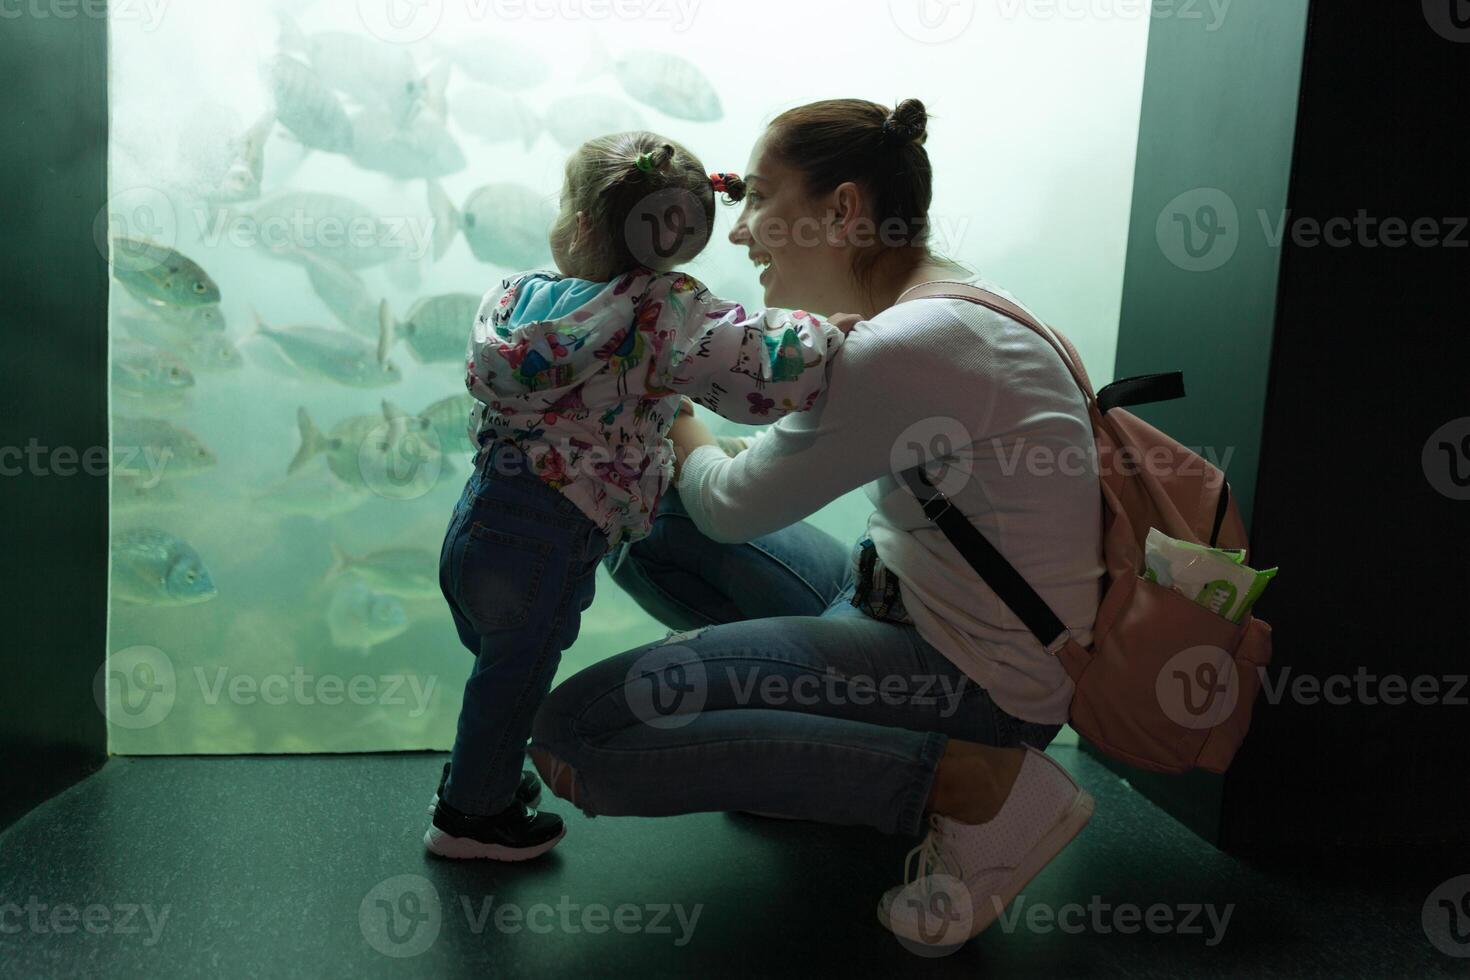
[881,99,928,147]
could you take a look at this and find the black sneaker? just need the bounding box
[424,799,566,861]
[428,762,542,814]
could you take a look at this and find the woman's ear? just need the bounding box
[829,182,863,245]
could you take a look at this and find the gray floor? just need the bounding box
[0,747,1458,978]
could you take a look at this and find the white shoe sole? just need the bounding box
[423,824,566,861]
[879,788,1095,943]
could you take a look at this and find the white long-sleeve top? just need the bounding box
[677,278,1105,724]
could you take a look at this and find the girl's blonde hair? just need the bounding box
[551,131,747,280]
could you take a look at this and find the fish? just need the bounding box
[426,180,553,267]
[383,394,476,459]
[326,544,439,599]
[541,93,646,150]
[350,106,466,179]
[268,53,354,153]
[111,528,218,606]
[252,465,369,519]
[212,111,276,205]
[279,15,435,124]
[380,293,478,363]
[249,310,402,388]
[449,85,541,148]
[417,393,478,456]
[111,473,184,515]
[218,191,417,270]
[440,39,550,91]
[117,314,243,374]
[580,44,722,122]
[112,416,218,484]
[289,404,443,496]
[326,581,410,652]
[118,294,228,334]
[175,106,276,207]
[291,248,380,337]
[111,341,195,408]
[111,238,221,308]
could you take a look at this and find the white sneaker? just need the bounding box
[877,745,1094,951]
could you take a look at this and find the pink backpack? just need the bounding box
[900,282,1274,774]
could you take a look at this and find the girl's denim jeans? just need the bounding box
[439,442,607,815]
[530,487,1060,837]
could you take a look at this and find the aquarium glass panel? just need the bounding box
[105,0,1149,752]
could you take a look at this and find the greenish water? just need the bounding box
[104,0,1145,753]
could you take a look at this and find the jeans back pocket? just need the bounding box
[457,523,554,631]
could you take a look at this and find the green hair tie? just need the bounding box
[635,152,655,173]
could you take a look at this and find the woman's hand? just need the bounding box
[669,397,719,482]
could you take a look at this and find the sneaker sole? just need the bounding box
[423,824,566,861]
[878,788,1096,943]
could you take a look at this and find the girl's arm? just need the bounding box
[652,285,851,425]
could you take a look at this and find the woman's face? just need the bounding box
[728,135,863,315]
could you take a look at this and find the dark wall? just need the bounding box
[1097,0,1311,841]
[1219,0,1470,852]
[1105,0,1470,853]
[0,12,112,828]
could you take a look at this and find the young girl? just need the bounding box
[428,132,856,860]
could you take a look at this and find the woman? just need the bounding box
[528,98,1105,947]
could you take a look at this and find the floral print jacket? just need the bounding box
[465,268,846,546]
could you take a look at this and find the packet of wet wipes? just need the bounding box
[1143,527,1277,624]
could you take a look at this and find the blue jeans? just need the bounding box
[439,442,608,816]
[530,489,1060,837]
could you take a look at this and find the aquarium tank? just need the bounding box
[103,0,1150,753]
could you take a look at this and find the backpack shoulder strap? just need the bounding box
[898,280,1097,402]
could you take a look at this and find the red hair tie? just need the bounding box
[709,172,739,194]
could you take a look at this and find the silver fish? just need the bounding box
[250,311,401,389]
[381,292,478,364]
[280,15,431,123]
[426,180,553,267]
[450,85,540,148]
[112,238,221,308]
[289,405,442,495]
[252,465,369,519]
[119,296,228,334]
[269,53,354,153]
[111,528,218,606]
[212,111,275,204]
[350,107,465,179]
[441,39,550,91]
[583,46,723,122]
[382,394,476,459]
[221,191,415,270]
[327,581,410,652]
[327,544,439,599]
[292,248,380,337]
[419,393,477,456]
[111,341,195,406]
[117,314,242,374]
[111,472,184,515]
[542,93,646,150]
[112,416,217,483]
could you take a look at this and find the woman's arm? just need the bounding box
[673,321,992,543]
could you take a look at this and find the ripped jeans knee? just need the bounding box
[528,744,595,817]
